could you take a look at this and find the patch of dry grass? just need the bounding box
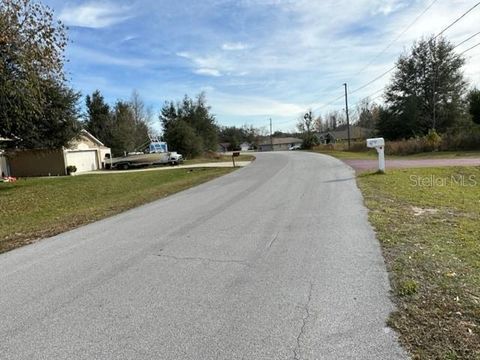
[358,167,480,359]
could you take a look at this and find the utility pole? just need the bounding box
[343,83,351,150]
[269,118,273,151]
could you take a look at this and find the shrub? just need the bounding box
[397,279,418,296]
[66,165,77,175]
[440,127,480,151]
[385,137,430,155]
[203,150,222,160]
[425,129,442,150]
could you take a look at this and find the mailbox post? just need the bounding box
[366,138,385,173]
[232,151,240,167]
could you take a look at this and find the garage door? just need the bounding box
[65,151,98,173]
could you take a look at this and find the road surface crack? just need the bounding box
[266,231,280,250]
[293,281,314,360]
[156,254,249,267]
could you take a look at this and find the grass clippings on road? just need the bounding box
[0,167,233,254]
[358,167,480,359]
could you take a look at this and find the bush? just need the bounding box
[385,137,429,155]
[397,279,418,297]
[312,141,367,152]
[425,129,442,150]
[385,131,443,155]
[440,127,480,151]
[203,150,222,160]
[66,165,77,175]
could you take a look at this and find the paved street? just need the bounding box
[0,151,407,359]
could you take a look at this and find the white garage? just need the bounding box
[65,150,98,173]
[6,130,111,177]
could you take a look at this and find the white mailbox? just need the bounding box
[366,138,385,148]
[366,137,385,173]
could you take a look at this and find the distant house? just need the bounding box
[7,130,111,177]
[258,137,302,151]
[315,125,373,144]
[218,143,230,153]
[239,142,251,151]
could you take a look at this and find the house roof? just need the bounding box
[78,129,106,147]
[260,137,302,146]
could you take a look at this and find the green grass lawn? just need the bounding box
[311,149,378,160]
[358,167,480,359]
[184,154,255,165]
[312,149,480,160]
[0,168,233,254]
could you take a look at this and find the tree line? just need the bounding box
[84,90,151,156]
[308,36,480,143]
[0,0,258,158]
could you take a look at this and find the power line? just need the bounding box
[313,3,480,115]
[349,66,396,95]
[453,30,480,49]
[434,2,480,39]
[363,87,384,99]
[313,94,345,111]
[459,41,480,55]
[356,0,439,77]
[312,1,439,111]
[351,4,480,95]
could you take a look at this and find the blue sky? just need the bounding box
[42,0,480,132]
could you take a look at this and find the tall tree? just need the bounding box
[85,90,111,144]
[468,88,480,125]
[108,100,150,157]
[160,93,218,156]
[129,90,151,149]
[356,98,376,129]
[384,36,467,137]
[0,0,78,148]
[297,109,317,149]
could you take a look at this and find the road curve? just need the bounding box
[0,151,407,359]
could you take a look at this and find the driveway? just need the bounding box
[0,151,407,359]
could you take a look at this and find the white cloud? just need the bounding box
[221,42,248,51]
[194,68,222,77]
[59,2,132,28]
[372,0,408,16]
[211,92,305,117]
[177,52,226,76]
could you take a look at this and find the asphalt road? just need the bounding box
[0,151,408,360]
